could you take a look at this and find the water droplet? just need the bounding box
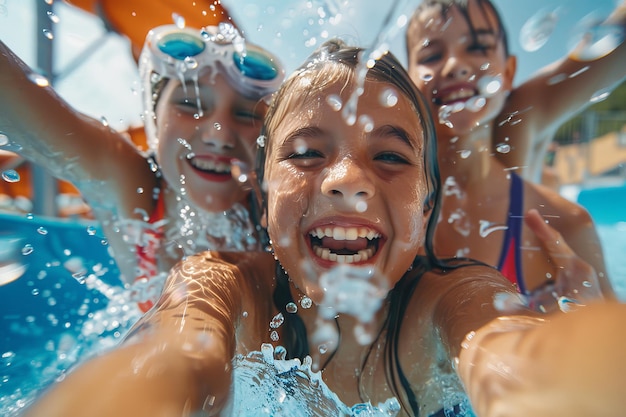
[270,330,279,341]
[318,343,328,354]
[42,29,54,40]
[582,280,592,288]
[0,133,9,146]
[355,201,367,213]
[496,143,511,154]
[300,296,312,309]
[72,271,86,284]
[86,226,97,236]
[22,244,34,255]
[184,56,199,70]
[459,150,472,159]
[173,13,186,28]
[31,288,39,296]
[2,169,20,183]
[256,135,266,147]
[379,88,398,107]
[590,88,611,104]
[293,137,308,155]
[519,8,559,52]
[326,94,343,111]
[269,312,284,329]
[27,73,50,87]
[358,115,374,133]
[36,227,48,235]
[214,123,222,131]
[47,11,60,23]
[557,296,583,313]
[478,220,508,237]
[285,302,298,313]
[242,311,248,318]
[477,75,502,96]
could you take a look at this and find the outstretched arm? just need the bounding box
[427,266,626,417]
[22,251,272,417]
[457,302,626,417]
[496,1,626,176]
[0,40,155,218]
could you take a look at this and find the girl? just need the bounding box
[405,0,621,308]
[0,22,283,307]
[21,40,626,417]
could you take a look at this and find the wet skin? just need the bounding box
[264,77,429,304]
[156,71,266,212]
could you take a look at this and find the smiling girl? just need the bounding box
[0,21,283,305]
[22,40,626,417]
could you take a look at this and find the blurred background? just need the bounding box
[0,0,624,414]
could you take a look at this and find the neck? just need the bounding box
[436,121,499,186]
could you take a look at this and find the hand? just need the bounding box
[524,209,604,313]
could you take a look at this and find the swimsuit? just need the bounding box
[496,172,526,294]
[134,190,166,312]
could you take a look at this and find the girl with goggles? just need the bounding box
[0,20,284,310]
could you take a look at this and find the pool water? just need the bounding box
[1,182,625,415]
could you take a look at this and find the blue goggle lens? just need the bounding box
[233,50,278,81]
[158,33,205,60]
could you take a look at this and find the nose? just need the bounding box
[442,56,471,80]
[321,157,375,207]
[198,116,237,151]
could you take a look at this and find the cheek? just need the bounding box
[395,184,428,249]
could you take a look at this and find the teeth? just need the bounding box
[311,226,380,241]
[190,157,231,173]
[441,89,475,104]
[314,246,375,263]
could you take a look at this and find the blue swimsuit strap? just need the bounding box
[496,171,526,294]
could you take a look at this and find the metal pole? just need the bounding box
[33,0,58,217]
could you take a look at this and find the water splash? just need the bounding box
[519,8,560,52]
[228,343,400,416]
[569,11,625,61]
[478,220,508,238]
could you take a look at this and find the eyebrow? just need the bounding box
[371,124,418,151]
[282,126,325,144]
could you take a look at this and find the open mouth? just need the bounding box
[434,88,476,106]
[309,226,381,264]
[188,156,233,179]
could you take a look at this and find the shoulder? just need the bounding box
[172,250,276,286]
[404,262,522,357]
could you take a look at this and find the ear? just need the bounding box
[503,55,517,91]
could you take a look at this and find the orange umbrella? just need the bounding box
[65,0,235,59]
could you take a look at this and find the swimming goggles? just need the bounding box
[140,22,284,99]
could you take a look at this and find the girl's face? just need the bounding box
[265,76,429,302]
[407,1,516,136]
[156,72,266,212]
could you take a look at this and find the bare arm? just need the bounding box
[457,302,626,417]
[0,40,155,218]
[426,266,626,417]
[22,251,273,417]
[496,1,626,173]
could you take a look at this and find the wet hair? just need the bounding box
[253,39,477,416]
[406,0,510,58]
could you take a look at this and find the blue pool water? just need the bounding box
[0,183,625,414]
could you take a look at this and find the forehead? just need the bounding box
[409,1,500,40]
[271,76,423,143]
